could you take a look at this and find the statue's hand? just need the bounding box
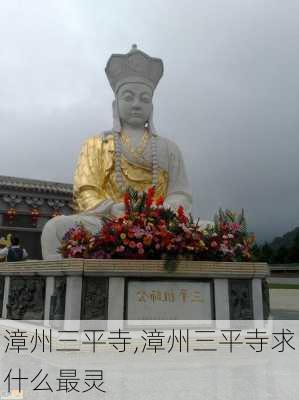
[110,202,126,218]
[163,200,179,213]
[163,194,191,215]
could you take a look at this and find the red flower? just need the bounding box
[124,192,130,213]
[177,206,188,224]
[155,196,164,206]
[146,186,155,208]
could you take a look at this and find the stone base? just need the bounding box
[0,259,270,328]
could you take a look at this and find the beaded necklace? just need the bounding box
[121,130,150,159]
[114,131,158,193]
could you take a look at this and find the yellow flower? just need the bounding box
[120,233,126,240]
[199,240,206,248]
[143,236,152,246]
[186,246,194,251]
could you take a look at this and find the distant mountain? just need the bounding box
[270,226,299,251]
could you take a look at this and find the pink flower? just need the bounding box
[138,248,145,255]
[211,241,218,248]
[116,245,125,252]
[220,244,229,253]
[136,242,143,249]
[133,227,144,239]
[231,223,240,233]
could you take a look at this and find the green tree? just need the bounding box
[260,242,274,263]
[251,243,261,261]
[273,246,288,263]
[287,233,299,262]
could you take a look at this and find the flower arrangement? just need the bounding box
[203,208,255,262]
[60,188,255,267]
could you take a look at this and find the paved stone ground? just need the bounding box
[268,277,299,284]
[271,309,299,319]
[270,287,299,319]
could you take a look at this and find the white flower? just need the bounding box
[220,244,229,253]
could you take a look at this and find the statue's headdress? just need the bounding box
[105,44,163,94]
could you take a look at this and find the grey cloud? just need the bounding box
[1,0,299,242]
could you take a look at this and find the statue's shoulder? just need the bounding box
[156,135,182,155]
[101,130,114,141]
[82,131,114,147]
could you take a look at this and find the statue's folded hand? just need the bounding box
[163,193,192,215]
[110,202,126,218]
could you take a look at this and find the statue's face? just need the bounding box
[116,82,153,128]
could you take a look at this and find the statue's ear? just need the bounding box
[148,107,156,135]
[112,100,121,133]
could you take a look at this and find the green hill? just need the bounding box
[270,226,299,251]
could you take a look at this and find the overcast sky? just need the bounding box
[1,0,299,242]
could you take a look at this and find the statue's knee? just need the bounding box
[41,216,70,260]
[41,215,71,242]
[41,217,55,240]
[52,215,72,229]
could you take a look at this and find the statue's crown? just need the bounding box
[105,44,163,93]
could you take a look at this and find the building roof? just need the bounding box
[0,175,73,195]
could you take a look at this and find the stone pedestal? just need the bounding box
[0,259,270,328]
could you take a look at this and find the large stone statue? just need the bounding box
[41,45,192,260]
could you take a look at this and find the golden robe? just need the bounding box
[73,134,168,212]
[41,132,192,260]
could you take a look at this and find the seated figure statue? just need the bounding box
[41,45,193,260]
